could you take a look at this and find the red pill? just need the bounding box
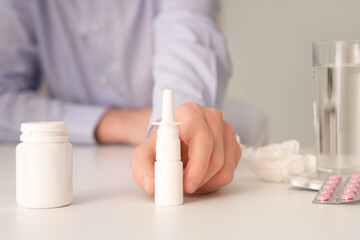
[329,175,341,180]
[326,180,339,185]
[349,179,360,184]
[341,193,355,201]
[323,184,337,190]
[317,194,330,201]
[344,188,357,194]
[320,189,334,195]
[347,183,360,189]
[351,174,360,179]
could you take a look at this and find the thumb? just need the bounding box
[130,133,157,194]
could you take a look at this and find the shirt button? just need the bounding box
[99,76,108,85]
[91,23,99,32]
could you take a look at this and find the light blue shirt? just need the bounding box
[0,0,230,144]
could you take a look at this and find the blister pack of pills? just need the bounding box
[313,174,360,204]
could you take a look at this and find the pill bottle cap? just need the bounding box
[20,122,68,143]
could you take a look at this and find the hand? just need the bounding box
[95,108,152,146]
[130,103,241,194]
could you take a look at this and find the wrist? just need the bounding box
[95,108,152,145]
[95,109,122,143]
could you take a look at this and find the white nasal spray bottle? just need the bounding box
[153,89,183,206]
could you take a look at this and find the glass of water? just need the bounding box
[313,40,360,173]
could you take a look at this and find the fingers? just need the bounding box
[176,103,214,194]
[182,128,214,193]
[196,122,236,194]
[180,139,189,167]
[197,108,225,188]
[235,138,242,167]
[130,133,157,194]
[176,103,239,194]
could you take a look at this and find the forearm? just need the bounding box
[0,91,106,143]
[151,0,231,124]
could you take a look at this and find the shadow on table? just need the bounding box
[71,178,259,206]
[70,191,123,206]
[184,184,246,205]
[70,187,149,206]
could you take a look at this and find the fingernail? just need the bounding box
[143,175,149,193]
[186,179,198,193]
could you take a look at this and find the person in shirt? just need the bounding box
[0,0,241,194]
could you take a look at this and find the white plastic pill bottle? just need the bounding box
[16,122,73,208]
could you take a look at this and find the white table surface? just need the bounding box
[1,144,359,240]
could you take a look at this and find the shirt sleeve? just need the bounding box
[150,0,231,124]
[0,0,107,144]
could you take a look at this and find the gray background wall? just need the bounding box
[220,0,360,147]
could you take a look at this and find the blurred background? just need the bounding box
[219,0,360,147]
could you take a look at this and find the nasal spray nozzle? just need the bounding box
[160,89,176,123]
[153,89,183,206]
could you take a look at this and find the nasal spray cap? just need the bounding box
[153,89,183,206]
